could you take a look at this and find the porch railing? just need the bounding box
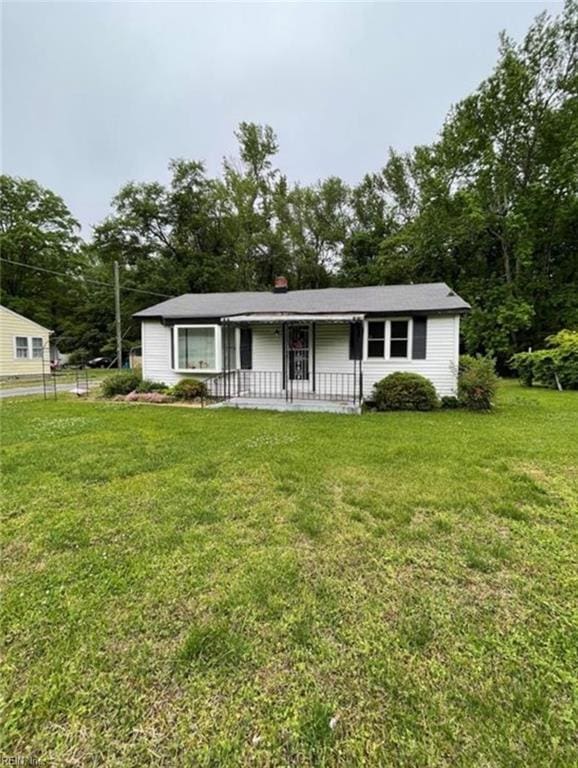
[205,370,361,404]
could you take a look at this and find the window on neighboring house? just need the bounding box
[31,337,44,358]
[15,337,29,359]
[367,321,385,358]
[175,326,218,370]
[390,320,409,358]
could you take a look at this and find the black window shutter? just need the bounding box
[349,323,363,360]
[412,316,427,359]
[240,327,253,370]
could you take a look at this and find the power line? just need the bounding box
[0,257,175,299]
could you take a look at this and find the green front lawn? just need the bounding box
[1,383,577,766]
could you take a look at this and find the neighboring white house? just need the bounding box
[134,280,470,412]
[0,305,52,378]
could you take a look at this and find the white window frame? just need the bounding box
[365,320,387,360]
[172,324,223,373]
[363,317,413,361]
[14,336,30,360]
[31,337,44,359]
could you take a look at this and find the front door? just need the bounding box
[288,325,310,382]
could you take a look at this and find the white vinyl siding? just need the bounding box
[310,319,458,396]
[251,326,283,372]
[0,305,51,377]
[362,315,459,397]
[141,321,233,385]
[140,315,460,397]
[314,324,351,371]
[141,321,180,386]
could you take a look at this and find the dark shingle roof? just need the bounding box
[134,282,470,320]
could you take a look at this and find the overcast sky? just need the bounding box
[2,1,563,235]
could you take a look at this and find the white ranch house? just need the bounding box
[135,280,470,413]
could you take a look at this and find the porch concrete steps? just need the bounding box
[210,397,361,415]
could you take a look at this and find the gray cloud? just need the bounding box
[2,1,562,234]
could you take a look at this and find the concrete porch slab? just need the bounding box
[209,397,361,415]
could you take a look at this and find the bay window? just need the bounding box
[174,325,219,371]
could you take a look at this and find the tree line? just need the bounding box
[1,1,576,365]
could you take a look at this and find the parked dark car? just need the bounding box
[87,357,112,369]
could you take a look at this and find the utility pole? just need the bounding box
[114,261,122,370]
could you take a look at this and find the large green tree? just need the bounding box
[340,0,578,360]
[3,3,576,363]
[0,175,86,343]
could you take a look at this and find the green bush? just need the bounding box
[509,351,535,386]
[136,379,168,394]
[101,371,141,398]
[373,372,439,411]
[171,378,208,401]
[459,354,477,375]
[458,356,498,411]
[510,330,578,390]
[441,395,460,409]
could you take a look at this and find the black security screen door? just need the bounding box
[288,326,310,380]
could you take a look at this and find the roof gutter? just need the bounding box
[221,313,365,323]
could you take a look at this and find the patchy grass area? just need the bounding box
[1,382,577,766]
[0,369,112,390]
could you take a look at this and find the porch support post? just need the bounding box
[282,322,288,401]
[226,318,231,400]
[223,318,228,400]
[351,320,356,403]
[237,323,241,397]
[312,322,316,393]
[358,320,363,404]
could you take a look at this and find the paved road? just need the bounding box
[0,382,97,399]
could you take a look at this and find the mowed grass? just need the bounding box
[1,382,577,767]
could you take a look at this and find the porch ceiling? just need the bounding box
[220,313,364,324]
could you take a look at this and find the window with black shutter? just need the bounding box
[349,323,363,360]
[389,320,409,358]
[367,321,385,358]
[240,327,253,370]
[412,317,427,359]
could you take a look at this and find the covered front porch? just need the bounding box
[205,313,364,412]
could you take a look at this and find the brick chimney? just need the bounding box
[273,276,288,293]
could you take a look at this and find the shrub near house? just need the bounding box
[458,356,499,411]
[101,370,210,403]
[370,359,499,413]
[171,378,207,401]
[373,372,439,411]
[101,371,141,398]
